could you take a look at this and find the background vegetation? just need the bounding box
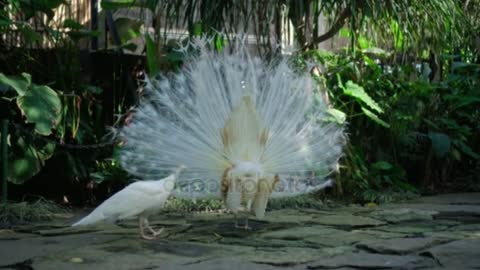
[0,0,478,210]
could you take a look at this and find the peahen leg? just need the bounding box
[138,216,155,240]
[144,218,164,237]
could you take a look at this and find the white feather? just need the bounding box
[117,37,345,201]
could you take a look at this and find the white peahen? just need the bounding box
[72,166,185,239]
[117,38,346,228]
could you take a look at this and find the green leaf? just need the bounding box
[0,73,31,96]
[6,136,54,184]
[444,95,480,109]
[193,22,203,36]
[339,28,351,38]
[457,140,480,159]
[63,19,84,29]
[145,33,159,75]
[115,18,143,43]
[342,80,383,113]
[371,161,393,170]
[361,107,390,128]
[16,85,62,136]
[390,19,404,50]
[325,108,346,124]
[17,23,42,43]
[428,132,451,158]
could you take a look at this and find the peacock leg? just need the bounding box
[243,217,252,230]
[144,218,164,237]
[138,216,155,240]
[234,216,252,230]
[233,214,240,228]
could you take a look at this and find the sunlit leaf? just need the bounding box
[16,85,62,136]
[325,108,347,124]
[340,79,383,113]
[145,33,159,75]
[0,73,31,96]
[361,107,390,128]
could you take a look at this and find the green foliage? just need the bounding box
[7,135,55,184]
[90,159,129,185]
[0,2,112,186]
[98,0,465,55]
[0,73,62,183]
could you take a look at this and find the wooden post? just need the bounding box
[1,119,7,203]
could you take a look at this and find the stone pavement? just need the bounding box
[0,193,479,269]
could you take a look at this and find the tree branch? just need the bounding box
[303,7,352,50]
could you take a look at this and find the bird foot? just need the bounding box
[140,232,156,240]
[151,227,165,237]
[140,227,164,240]
[139,217,165,240]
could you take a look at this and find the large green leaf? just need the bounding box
[428,132,451,158]
[0,73,31,96]
[361,107,390,128]
[16,85,62,136]
[338,77,383,113]
[345,81,383,113]
[6,136,55,184]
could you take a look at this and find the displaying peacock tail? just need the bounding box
[117,37,346,200]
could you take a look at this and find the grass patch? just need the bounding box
[161,194,333,213]
[162,197,224,213]
[268,194,328,210]
[0,198,67,224]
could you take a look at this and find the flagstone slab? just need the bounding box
[308,252,433,269]
[370,208,438,223]
[420,239,480,269]
[374,220,459,234]
[310,214,386,227]
[261,225,341,240]
[356,237,449,254]
[382,203,480,216]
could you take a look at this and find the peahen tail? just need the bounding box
[72,208,105,226]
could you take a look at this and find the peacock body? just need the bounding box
[118,38,346,222]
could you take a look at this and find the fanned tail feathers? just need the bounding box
[117,38,346,199]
